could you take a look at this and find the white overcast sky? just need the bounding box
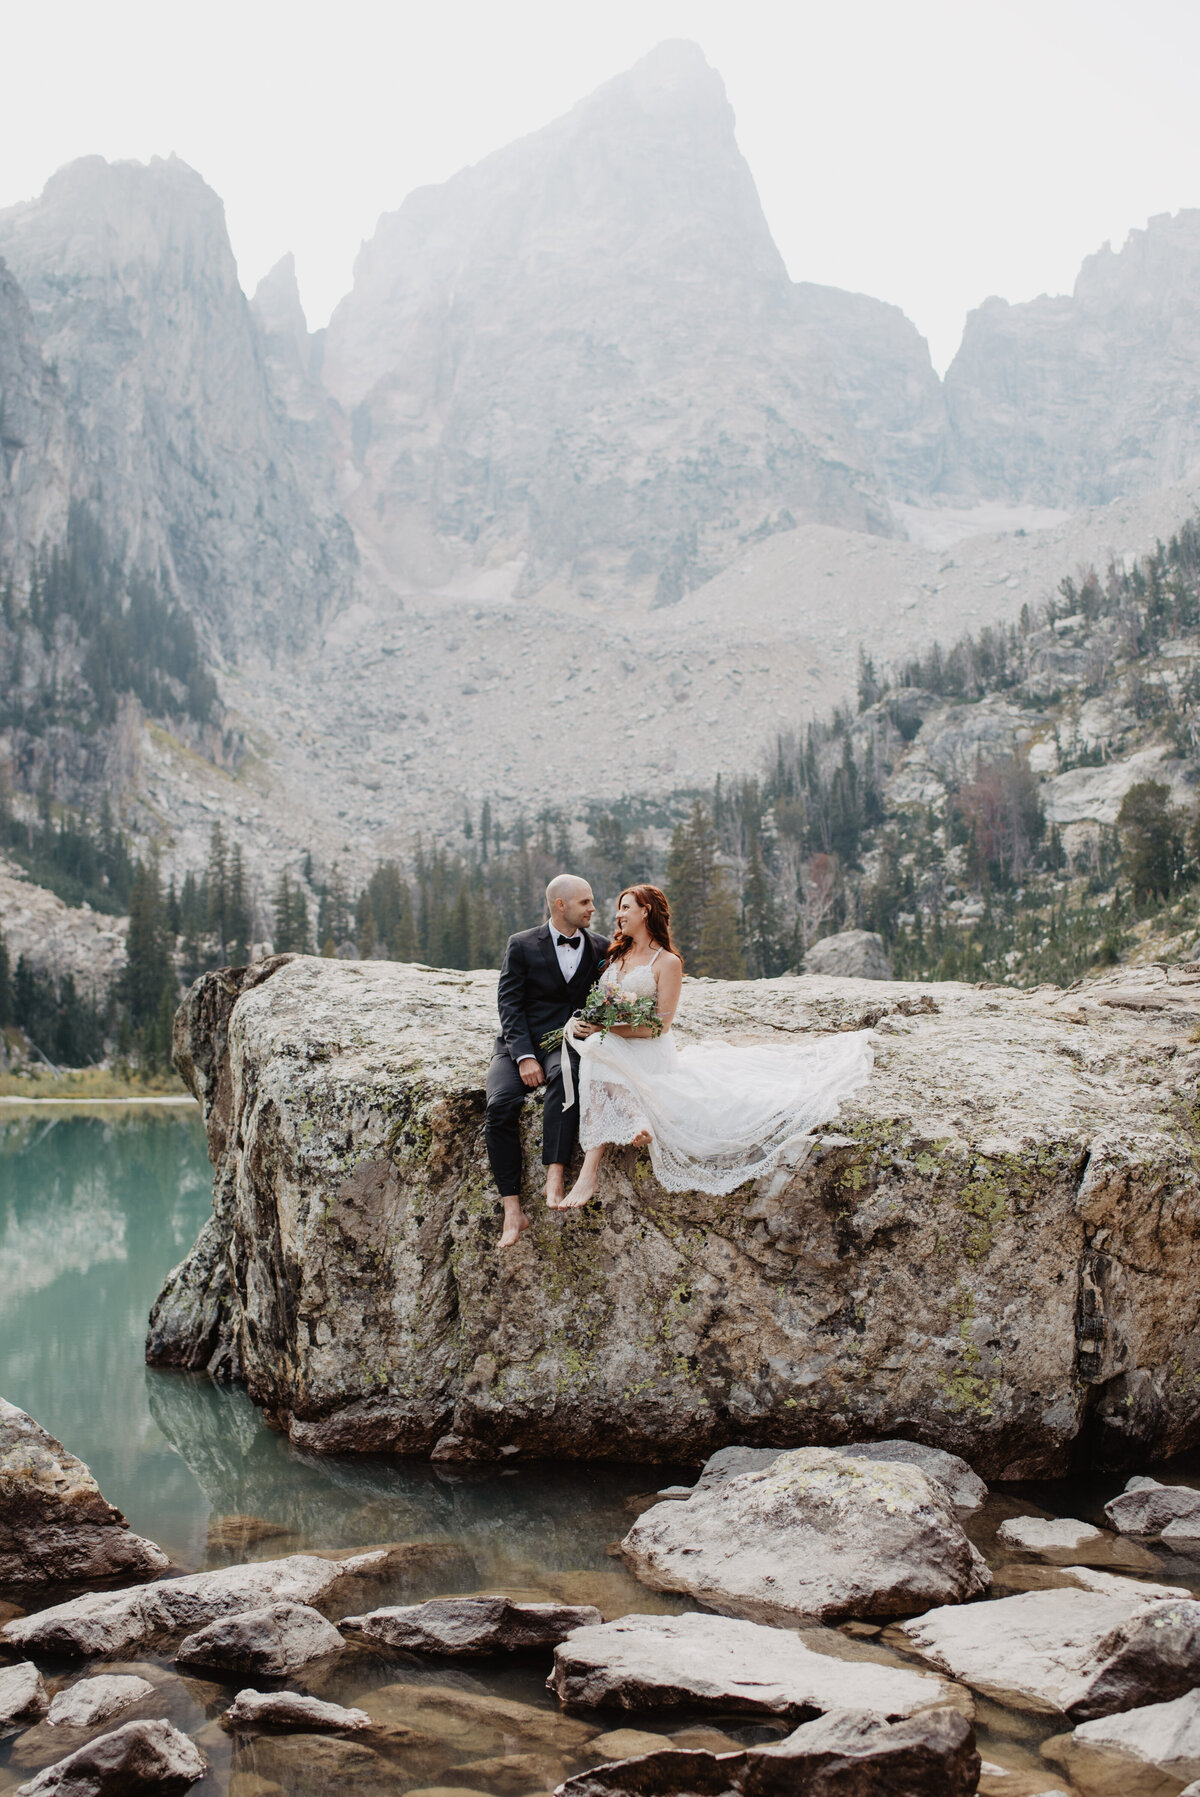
[3,0,1200,372]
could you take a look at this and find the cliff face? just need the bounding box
[0,256,70,575]
[0,156,355,654]
[944,210,1200,506]
[322,41,943,603]
[148,956,1200,1478]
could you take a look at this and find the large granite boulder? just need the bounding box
[0,1663,48,1729]
[803,930,893,980]
[173,1600,345,1675]
[1043,1686,1200,1794]
[45,1676,154,1730]
[692,1440,987,1511]
[547,1612,962,1719]
[2,1551,384,1658]
[620,1448,989,1623]
[0,1399,168,1585]
[1104,1476,1200,1537]
[146,957,1200,1477]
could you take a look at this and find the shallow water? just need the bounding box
[1,1111,1197,1796]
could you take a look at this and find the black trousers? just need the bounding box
[484,1045,582,1196]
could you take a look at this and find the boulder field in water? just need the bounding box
[146,957,1200,1476]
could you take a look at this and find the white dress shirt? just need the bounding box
[518,926,585,1066]
[552,927,585,983]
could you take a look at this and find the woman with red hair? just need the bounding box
[560,885,872,1205]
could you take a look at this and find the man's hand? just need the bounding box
[571,1020,600,1038]
[518,1057,545,1089]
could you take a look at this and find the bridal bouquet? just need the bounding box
[541,982,663,1053]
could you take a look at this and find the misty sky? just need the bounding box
[4,0,1200,372]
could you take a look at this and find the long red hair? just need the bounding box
[610,885,683,970]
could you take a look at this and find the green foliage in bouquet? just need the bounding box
[541,981,664,1052]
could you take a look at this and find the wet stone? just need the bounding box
[14,1717,206,1794]
[174,1600,345,1676]
[224,1689,371,1734]
[996,1517,1104,1555]
[46,1674,156,1730]
[548,1611,961,1719]
[341,1595,602,1655]
[1104,1477,1200,1538]
[0,1661,48,1728]
[1043,1685,1200,1793]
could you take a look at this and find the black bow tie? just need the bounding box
[557,934,582,949]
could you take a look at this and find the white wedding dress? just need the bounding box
[573,952,874,1195]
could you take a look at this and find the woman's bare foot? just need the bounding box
[631,1128,652,1147]
[498,1197,532,1248]
[560,1172,598,1208]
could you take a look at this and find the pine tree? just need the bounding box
[228,843,252,964]
[206,823,229,959]
[273,871,312,953]
[699,872,746,980]
[122,858,176,1032]
[742,833,783,977]
[665,800,746,977]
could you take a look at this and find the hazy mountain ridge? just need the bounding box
[0,155,356,658]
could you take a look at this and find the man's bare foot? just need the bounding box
[631,1129,652,1147]
[498,1198,532,1248]
[544,1164,567,1210]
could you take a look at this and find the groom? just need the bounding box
[486,874,609,1247]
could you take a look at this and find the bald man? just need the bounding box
[486,875,609,1247]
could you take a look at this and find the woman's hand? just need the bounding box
[572,1019,601,1038]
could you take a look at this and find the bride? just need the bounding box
[559,885,873,1206]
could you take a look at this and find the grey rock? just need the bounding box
[1062,1565,1189,1600]
[46,1676,155,1730]
[839,1441,987,1511]
[1162,1513,1200,1547]
[146,957,1200,1477]
[547,1611,961,1718]
[803,930,893,981]
[1044,1685,1200,1791]
[996,1517,1104,1555]
[341,1596,602,1655]
[223,1689,370,1733]
[0,1662,49,1728]
[944,209,1200,509]
[2,1550,384,1659]
[1104,1478,1200,1537]
[695,1448,783,1490]
[621,1448,989,1624]
[174,1600,344,1676]
[0,1398,168,1586]
[14,1717,205,1794]
[0,257,70,579]
[556,1707,979,1797]
[899,1588,1200,1720]
[0,155,354,655]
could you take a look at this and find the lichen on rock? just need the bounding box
[146,956,1200,1476]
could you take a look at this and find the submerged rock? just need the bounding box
[556,1708,979,1797]
[0,1662,48,1729]
[621,1448,989,1623]
[46,1675,155,1730]
[2,1551,384,1658]
[1043,1686,1200,1792]
[224,1689,371,1733]
[174,1600,345,1675]
[341,1595,602,1654]
[996,1517,1104,1554]
[1105,1476,1200,1537]
[547,1611,961,1718]
[147,958,1200,1475]
[0,1399,168,1585]
[899,1588,1200,1719]
[14,1718,205,1794]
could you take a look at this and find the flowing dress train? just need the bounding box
[574,953,873,1195]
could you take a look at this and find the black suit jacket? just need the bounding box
[494,924,609,1063]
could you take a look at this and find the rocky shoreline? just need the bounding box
[147,954,1200,1476]
[1,1398,1199,1794]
